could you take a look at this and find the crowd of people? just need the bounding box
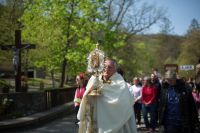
[73,59,200,133]
[130,70,200,133]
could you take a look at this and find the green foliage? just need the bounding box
[113,34,185,80]
[187,18,200,34]
[0,0,24,43]
[8,111,23,119]
[152,34,183,72]
[0,97,13,117]
[0,79,11,93]
[0,0,24,64]
[27,78,44,86]
[3,0,195,83]
[177,29,200,77]
[20,0,124,79]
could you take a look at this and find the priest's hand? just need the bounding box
[87,76,100,95]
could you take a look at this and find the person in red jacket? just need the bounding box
[141,77,158,132]
[74,73,86,124]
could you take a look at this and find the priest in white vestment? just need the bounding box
[77,59,137,133]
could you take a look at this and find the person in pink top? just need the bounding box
[192,87,200,113]
[74,73,86,124]
[141,77,157,132]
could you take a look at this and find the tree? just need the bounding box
[105,0,165,34]
[0,0,24,74]
[20,0,166,87]
[21,0,108,88]
[103,0,166,78]
[178,19,200,65]
[187,18,200,34]
[0,0,23,44]
[178,28,200,77]
[159,17,174,34]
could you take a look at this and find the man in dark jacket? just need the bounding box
[159,70,199,133]
[151,73,161,99]
[151,73,161,125]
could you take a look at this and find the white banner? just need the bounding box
[179,65,194,70]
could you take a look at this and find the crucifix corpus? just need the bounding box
[0,30,36,92]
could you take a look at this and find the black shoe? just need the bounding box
[75,120,79,125]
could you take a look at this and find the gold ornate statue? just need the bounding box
[87,42,105,96]
[91,52,100,69]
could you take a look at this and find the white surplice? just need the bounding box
[77,73,137,133]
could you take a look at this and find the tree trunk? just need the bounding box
[60,58,67,88]
[51,70,55,89]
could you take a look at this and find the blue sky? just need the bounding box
[145,0,200,35]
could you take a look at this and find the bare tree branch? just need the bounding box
[105,0,166,35]
[107,0,114,21]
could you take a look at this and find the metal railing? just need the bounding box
[45,87,76,109]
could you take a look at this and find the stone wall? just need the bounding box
[0,92,46,119]
[0,87,76,120]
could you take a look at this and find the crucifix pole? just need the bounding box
[15,30,21,92]
[0,30,36,92]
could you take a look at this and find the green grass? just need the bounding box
[1,77,75,92]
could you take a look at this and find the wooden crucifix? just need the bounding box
[0,30,36,92]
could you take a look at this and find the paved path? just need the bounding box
[11,114,78,133]
[8,113,160,133]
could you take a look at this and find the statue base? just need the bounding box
[88,89,102,96]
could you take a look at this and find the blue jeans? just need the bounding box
[142,103,157,129]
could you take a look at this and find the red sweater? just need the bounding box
[141,85,157,105]
[74,87,85,107]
